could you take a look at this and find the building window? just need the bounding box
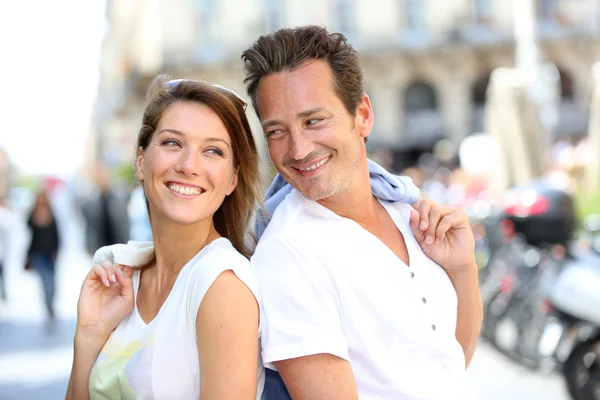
[404,0,425,31]
[471,71,491,106]
[472,0,493,24]
[558,68,574,100]
[471,71,492,133]
[333,0,355,34]
[402,81,445,143]
[537,0,558,20]
[265,0,285,32]
[404,82,438,111]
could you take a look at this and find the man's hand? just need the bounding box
[409,199,476,275]
[410,199,482,367]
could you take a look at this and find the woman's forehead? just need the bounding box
[158,102,233,143]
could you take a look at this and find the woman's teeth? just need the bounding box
[298,156,331,171]
[168,184,203,196]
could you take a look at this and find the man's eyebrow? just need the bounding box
[297,107,329,118]
[261,119,283,130]
[261,107,331,129]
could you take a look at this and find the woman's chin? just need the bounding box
[158,211,208,227]
[149,202,215,227]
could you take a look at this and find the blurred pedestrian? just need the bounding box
[26,190,60,321]
[128,184,152,241]
[81,163,130,255]
[0,197,12,301]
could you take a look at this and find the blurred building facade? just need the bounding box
[91,0,600,173]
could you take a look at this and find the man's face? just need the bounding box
[256,60,372,201]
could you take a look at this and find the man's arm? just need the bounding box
[410,200,483,368]
[448,263,483,367]
[276,354,358,400]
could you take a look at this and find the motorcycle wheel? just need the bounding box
[518,312,560,373]
[482,290,512,345]
[494,295,524,359]
[564,339,600,400]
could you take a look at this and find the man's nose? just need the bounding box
[288,129,314,161]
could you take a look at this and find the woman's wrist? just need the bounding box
[70,327,108,400]
[74,326,110,350]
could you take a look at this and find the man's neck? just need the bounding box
[317,164,379,228]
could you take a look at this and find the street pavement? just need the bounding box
[0,203,572,400]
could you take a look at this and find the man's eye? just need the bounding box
[266,129,282,138]
[306,118,322,126]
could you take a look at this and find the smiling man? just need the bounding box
[243,26,483,399]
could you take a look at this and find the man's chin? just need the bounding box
[301,191,319,202]
[298,185,333,202]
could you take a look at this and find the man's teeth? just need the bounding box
[168,184,203,195]
[298,156,330,171]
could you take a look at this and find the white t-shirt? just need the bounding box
[89,238,265,400]
[252,189,466,400]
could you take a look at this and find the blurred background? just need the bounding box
[1,0,600,399]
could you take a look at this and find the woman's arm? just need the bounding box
[196,270,260,400]
[65,330,108,400]
[65,263,135,400]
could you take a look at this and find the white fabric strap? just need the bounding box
[91,241,155,267]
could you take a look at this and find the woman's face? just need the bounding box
[35,193,50,211]
[136,101,238,227]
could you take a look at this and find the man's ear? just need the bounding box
[356,93,374,140]
[136,147,145,182]
[226,166,239,196]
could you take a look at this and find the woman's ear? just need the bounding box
[136,147,145,181]
[227,167,239,196]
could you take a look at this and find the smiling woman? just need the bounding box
[65,75,265,400]
[136,76,261,257]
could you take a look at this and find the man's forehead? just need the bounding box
[256,62,340,119]
[262,60,333,88]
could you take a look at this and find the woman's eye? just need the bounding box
[207,148,224,156]
[161,139,181,147]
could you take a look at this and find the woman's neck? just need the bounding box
[150,217,218,288]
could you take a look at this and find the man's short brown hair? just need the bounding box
[241,25,365,119]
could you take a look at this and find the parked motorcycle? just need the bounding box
[480,182,577,370]
[549,254,600,399]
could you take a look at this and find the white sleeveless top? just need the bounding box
[88,238,265,399]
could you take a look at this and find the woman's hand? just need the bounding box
[76,261,135,341]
